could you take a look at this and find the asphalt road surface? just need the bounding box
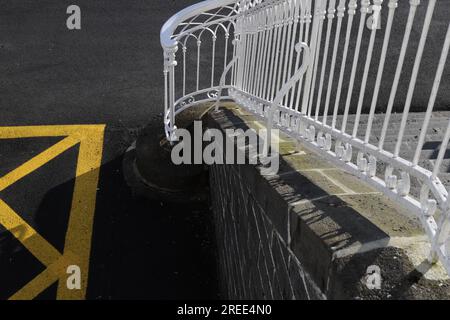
[0,0,219,300]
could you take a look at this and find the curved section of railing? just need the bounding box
[161,0,239,140]
[161,0,450,275]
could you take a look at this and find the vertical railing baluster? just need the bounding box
[235,3,242,88]
[238,17,248,89]
[196,38,201,91]
[256,9,268,98]
[413,23,450,166]
[352,0,383,138]
[246,15,256,92]
[284,0,301,108]
[211,34,217,87]
[253,11,264,96]
[276,1,292,103]
[164,46,178,141]
[291,1,309,110]
[224,31,229,72]
[242,16,251,91]
[266,4,278,100]
[270,4,284,101]
[364,0,398,144]
[247,15,258,93]
[331,0,358,129]
[170,62,176,138]
[341,0,370,134]
[432,119,450,180]
[307,0,327,119]
[247,14,255,91]
[295,0,313,112]
[164,59,169,120]
[250,10,258,96]
[323,0,345,126]
[242,17,251,91]
[231,36,237,86]
[280,0,295,107]
[262,5,275,100]
[232,23,240,87]
[257,8,267,96]
[315,0,336,121]
[378,0,420,150]
[249,12,261,95]
[182,45,187,96]
[236,17,243,89]
[394,0,437,158]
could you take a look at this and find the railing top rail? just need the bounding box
[161,0,238,49]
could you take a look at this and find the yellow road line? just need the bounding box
[0,200,62,266]
[10,269,59,300]
[0,124,105,300]
[0,136,79,192]
[0,125,102,139]
[57,128,104,300]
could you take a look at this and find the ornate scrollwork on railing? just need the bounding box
[420,185,438,217]
[316,131,325,148]
[179,96,196,108]
[316,131,332,151]
[335,140,352,163]
[397,172,411,197]
[384,166,411,196]
[163,47,178,73]
[384,165,397,190]
[207,89,219,99]
[356,152,377,177]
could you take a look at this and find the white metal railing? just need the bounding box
[161,0,450,275]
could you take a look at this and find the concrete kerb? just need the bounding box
[123,104,213,203]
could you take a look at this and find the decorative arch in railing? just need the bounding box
[161,0,450,276]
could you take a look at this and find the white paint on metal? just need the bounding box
[161,0,450,275]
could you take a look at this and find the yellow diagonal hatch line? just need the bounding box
[0,136,79,192]
[0,125,105,300]
[0,199,62,266]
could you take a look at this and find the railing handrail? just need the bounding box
[160,0,237,49]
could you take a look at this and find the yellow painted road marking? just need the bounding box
[0,199,61,266]
[0,136,79,192]
[0,125,105,300]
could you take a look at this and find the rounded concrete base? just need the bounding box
[123,105,213,203]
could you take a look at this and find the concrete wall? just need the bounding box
[210,163,326,299]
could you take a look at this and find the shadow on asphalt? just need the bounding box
[86,154,220,300]
[0,152,220,300]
